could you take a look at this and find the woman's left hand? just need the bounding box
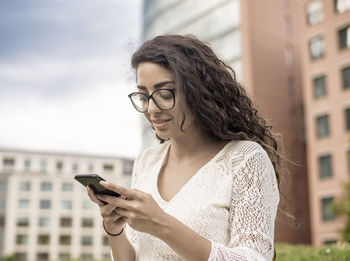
[96,181,169,237]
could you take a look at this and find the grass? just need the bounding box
[1,243,350,261]
[276,242,350,261]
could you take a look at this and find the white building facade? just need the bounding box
[0,148,133,261]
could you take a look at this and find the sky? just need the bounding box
[0,0,143,158]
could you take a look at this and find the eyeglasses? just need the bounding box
[128,88,176,113]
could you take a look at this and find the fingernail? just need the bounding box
[100,181,108,186]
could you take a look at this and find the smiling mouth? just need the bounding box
[152,119,171,128]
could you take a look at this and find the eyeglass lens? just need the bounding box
[131,89,174,112]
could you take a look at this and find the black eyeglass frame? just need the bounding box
[128,88,176,113]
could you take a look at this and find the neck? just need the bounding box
[167,128,227,163]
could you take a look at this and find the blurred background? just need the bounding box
[0,0,349,260]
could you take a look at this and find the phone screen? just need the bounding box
[74,174,120,197]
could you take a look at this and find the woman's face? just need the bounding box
[136,62,196,141]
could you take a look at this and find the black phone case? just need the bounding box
[74,174,120,197]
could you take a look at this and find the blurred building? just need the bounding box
[297,0,350,246]
[140,0,311,244]
[0,148,133,261]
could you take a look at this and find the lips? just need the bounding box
[152,119,171,129]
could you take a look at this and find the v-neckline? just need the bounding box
[154,141,232,205]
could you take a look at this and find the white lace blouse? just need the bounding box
[125,140,279,261]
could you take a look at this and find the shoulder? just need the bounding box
[134,141,169,169]
[226,140,266,158]
[225,140,279,195]
[221,140,275,178]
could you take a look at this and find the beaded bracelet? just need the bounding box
[103,221,124,236]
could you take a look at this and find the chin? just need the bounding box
[156,133,169,140]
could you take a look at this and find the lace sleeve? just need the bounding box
[208,150,279,261]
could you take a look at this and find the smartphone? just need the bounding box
[74,174,121,197]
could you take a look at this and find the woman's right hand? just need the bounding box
[87,186,127,234]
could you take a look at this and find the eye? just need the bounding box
[157,90,174,100]
[159,93,172,99]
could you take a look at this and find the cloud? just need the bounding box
[0,82,142,158]
[0,55,136,99]
[0,0,141,59]
[0,0,143,158]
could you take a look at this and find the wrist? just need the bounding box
[153,212,174,240]
[103,221,124,236]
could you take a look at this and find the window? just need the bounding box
[285,46,294,67]
[37,253,49,261]
[323,239,337,245]
[103,253,112,260]
[88,164,94,172]
[313,75,327,98]
[3,158,15,169]
[284,16,292,37]
[24,159,31,172]
[316,114,330,137]
[40,160,47,173]
[39,217,50,227]
[81,254,93,260]
[319,155,332,178]
[40,182,52,191]
[343,66,350,89]
[60,217,72,227]
[18,199,30,209]
[59,235,71,245]
[335,0,350,13]
[17,217,29,227]
[37,235,50,245]
[72,163,79,172]
[345,108,350,130]
[19,182,31,191]
[307,0,324,25]
[82,218,94,228]
[16,234,28,245]
[40,200,51,209]
[82,200,94,210]
[322,197,336,221]
[62,182,73,192]
[81,236,93,246]
[56,161,63,173]
[59,253,70,260]
[61,200,72,210]
[0,199,6,209]
[102,236,109,246]
[0,181,7,191]
[15,253,27,261]
[103,164,114,172]
[310,35,324,60]
[0,216,5,226]
[123,159,133,176]
[339,25,350,49]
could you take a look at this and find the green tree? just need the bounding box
[335,182,350,242]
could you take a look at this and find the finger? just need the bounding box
[95,194,131,210]
[100,181,140,200]
[87,186,106,206]
[114,207,129,218]
[101,204,120,217]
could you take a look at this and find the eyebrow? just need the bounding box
[137,81,175,91]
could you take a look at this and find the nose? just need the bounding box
[147,98,161,114]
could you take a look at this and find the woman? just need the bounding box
[88,34,280,261]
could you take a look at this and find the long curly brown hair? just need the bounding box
[131,34,282,189]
